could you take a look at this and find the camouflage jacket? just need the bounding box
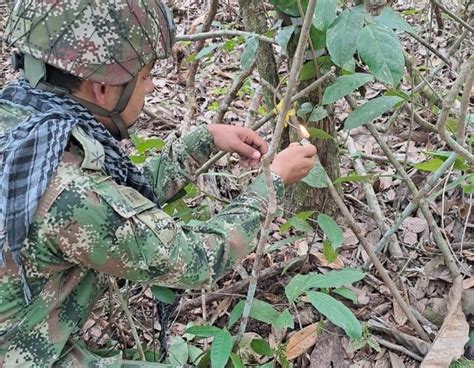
[0,94,284,367]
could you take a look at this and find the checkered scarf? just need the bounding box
[0,79,159,302]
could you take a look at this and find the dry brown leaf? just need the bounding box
[463,277,474,289]
[402,217,427,233]
[403,231,417,245]
[309,251,344,270]
[285,323,319,360]
[389,352,406,368]
[393,298,408,326]
[421,276,469,367]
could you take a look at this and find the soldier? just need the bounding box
[0,0,317,366]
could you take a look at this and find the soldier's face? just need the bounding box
[120,63,155,126]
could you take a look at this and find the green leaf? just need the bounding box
[241,37,259,70]
[309,106,328,122]
[229,352,245,368]
[309,26,327,50]
[266,235,304,253]
[276,25,297,52]
[188,345,204,365]
[302,165,328,188]
[129,154,146,164]
[275,309,295,330]
[285,269,365,302]
[151,286,176,304]
[385,88,410,100]
[211,329,233,368]
[356,24,404,86]
[196,43,221,60]
[333,287,358,303]
[280,216,313,233]
[186,325,222,338]
[313,0,337,31]
[344,96,403,130]
[426,151,469,171]
[297,102,314,119]
[462,174,474,194]
[374,7,415,33]
[306,291,362,338]
[317,214,343,248]
[411,158,446,172]
[229,299,281,327]
[326,8,365,68]
[168,336,189,366]
[269,0,307,16]
[300,61,319,81]
[251,339,274,356]
[323,239,338,262]
[322,73,374,105]
[307,127,333,140]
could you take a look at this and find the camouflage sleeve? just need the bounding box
[142,125,214,204]
[53,170,284,289]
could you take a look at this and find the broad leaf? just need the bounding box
[302,165,328,188]
[307,127,333,140]
[241,37,259,70]
[323,240,338,262]
[344,96,403,130]
[313,0,337,31]
[322,73,374,105]
[356,24,404,85]
[299,56,334,80]
[285,269,365,302]
[151,286,176,304]
[250,339,274,356]
[211,329,233,368]
[297,102,314,119]
[186,325,221,338]
[326,8,365,68]
[307,291,362,338]
[374,7,415,33]
[318,214,343,248]
[229,352,244,368]
[309,26,327,50]
[426,151,469,171]
[309,106,328,122]
[196,43,221,60]
[333,287,358,303]
[168,336,189,366]
[412,158,445,172]
[228,299,281,327]
[269,0,308,17]
[275,309,295,330]
[276,25,297,52]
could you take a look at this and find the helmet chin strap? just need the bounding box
[38,76,138,141]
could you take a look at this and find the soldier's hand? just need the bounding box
[207,124,268,167]
[270,143,317,185]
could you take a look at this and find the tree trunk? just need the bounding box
[238,0,279,109]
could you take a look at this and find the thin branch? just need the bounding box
[182,0,219,131]
[212,62,256,125]
[431,0,474,33]
[457,58,473,143]
[375,337,424,361]
[176,30,277,45]
[437,59,474,165]
[109,277,145,361]
[195,69,335,177]
[345,135,404,259]
[316,159,432,341]
[236,0,318,343]
[407,32,451,66]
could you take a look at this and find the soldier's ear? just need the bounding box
[89,82,121,110]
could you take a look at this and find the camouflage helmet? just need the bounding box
[4,0,176,85]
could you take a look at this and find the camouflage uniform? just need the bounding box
[0,101,284,367]
[0,1,285,366]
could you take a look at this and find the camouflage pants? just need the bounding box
[54,342,174,368]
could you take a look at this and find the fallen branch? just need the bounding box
[375,336,424,362]
[176,30,276,45]
[177,256,306,313]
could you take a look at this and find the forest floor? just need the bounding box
[1,0,473,367]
